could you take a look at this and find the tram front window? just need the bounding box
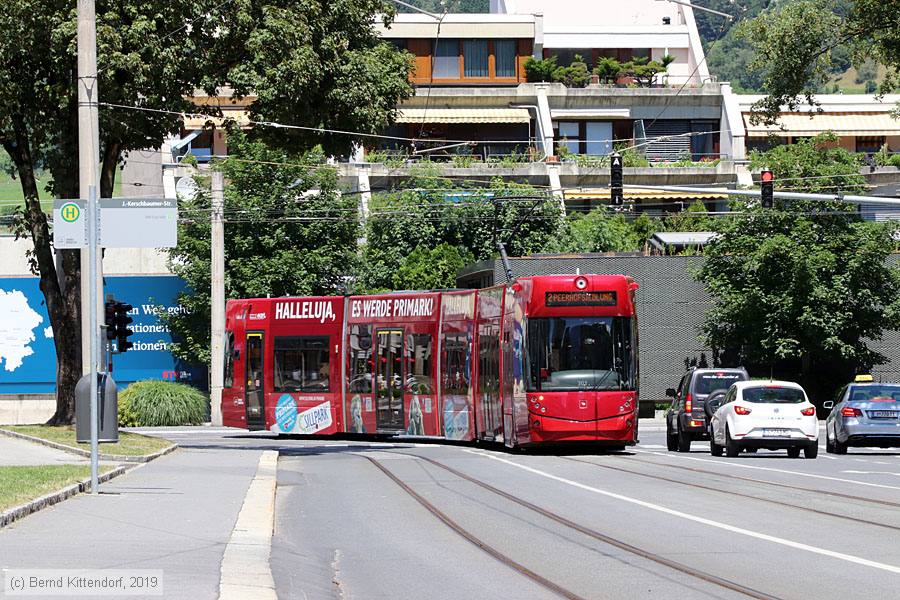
[527,317,633,391]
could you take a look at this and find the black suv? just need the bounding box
[665,367,749,452]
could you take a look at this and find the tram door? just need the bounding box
[478,322,502,440]
[245,332,266,430]
[375,329,405,431]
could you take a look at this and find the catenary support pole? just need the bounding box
[210,171,225,427]
[77,0,101,494]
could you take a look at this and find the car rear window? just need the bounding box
[694,372,745,395]
[742,386,805,404]
[848,385,900,402]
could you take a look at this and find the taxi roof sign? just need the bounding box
[854,374,874,382]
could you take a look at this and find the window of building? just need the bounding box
[407,333,434,393]
[273,336,330,392]
[434,39,460,78]
[349,325,373,393]
[558,121,581,154]
[463,40,489,78]
[494,40,517,78]
[856,136,886,154]
[224,331,235,388]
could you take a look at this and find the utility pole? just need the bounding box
[77,0,102,494]
[210,171,225,426]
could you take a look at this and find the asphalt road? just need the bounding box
[257,427,900,600]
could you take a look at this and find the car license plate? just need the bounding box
[763,428,790,437]
[869,410,899,419]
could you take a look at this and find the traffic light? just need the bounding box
[113,302,134,353]
[104,301,117,341]
[760,168,774,209]
[610,151,624,206]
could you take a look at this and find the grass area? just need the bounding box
[0,465,113,512]
[4,426,172,457]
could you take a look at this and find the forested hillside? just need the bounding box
[396,0,488,12]
[697,0,881,93]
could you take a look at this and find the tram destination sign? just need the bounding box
[545,291,618,307]
[99,197,177,248]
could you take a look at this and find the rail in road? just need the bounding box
[365,452,779,600]
[562,456,900,533]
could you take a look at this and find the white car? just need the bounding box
[709,380,818,459]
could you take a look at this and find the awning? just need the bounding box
[182,110,251,129]
[170,130,200,152]
[744,112,900,137]
[395,108,531,124]
[563,187,729,201]
[551,108,631,120]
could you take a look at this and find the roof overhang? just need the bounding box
[744,112,900,137]
[395,107,532,124]
[551,108,631,120]
[564,188,728,201]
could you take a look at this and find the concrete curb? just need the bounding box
[0,427,178,463]
[218,450,279,600]
[0,464,129,529]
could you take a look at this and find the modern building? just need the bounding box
[740,94,900,155]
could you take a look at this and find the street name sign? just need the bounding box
[99,198,178,248]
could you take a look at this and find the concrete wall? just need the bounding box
[497,0,679,28]
[0,237,171,277]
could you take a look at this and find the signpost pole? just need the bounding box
[88,186,99,494]
[210,171,225,426]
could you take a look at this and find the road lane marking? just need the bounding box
[637,444,666,449]
[218,450,278,600]
[843,470,900,477]
[465,449,900,575]
[632,449,900,491]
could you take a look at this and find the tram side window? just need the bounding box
[349,324,374,393]
[407,334,433,394]
[442,334,470,396]
[273,336,330,392]
[224,331,235,388]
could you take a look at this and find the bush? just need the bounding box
[524,56,558,82]
[118,380,208,427]
[552,54,591,88]
[593,58,622,84]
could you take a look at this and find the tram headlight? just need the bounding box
[575,276,588,290]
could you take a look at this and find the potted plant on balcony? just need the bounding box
[524,56,558,83]
[593,57,622,86]
[551,54,591,88]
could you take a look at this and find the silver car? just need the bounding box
[824,382,900,453]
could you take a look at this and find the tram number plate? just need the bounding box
[763,428,790,437]
[869,410,899,419]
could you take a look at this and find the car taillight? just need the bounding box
[734,405,752,415]
[685,394,692,413]
[800,407,816,416]
[841,406,863,417]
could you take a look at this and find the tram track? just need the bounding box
[561,457,900,533]
[371,452,782,600]
[617,454,900,510]
[361,454,587,600]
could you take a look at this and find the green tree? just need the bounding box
[359,172,564,292]
[393,243,474,290]
[740,0,899,122]
[749,132,866,195]
[697,207,900,404]
[0,0,412,422]
[396,0,488,12]
[524,56,559,83]
[547,209,642,253]
[167,134,359,364]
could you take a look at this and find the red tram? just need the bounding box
[222,274,639,448]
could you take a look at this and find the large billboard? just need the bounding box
[0,275,205,394]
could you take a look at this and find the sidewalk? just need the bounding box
[0,436,89,466]
[0,436,264,599]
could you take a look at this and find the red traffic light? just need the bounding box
[761,169,774,183]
